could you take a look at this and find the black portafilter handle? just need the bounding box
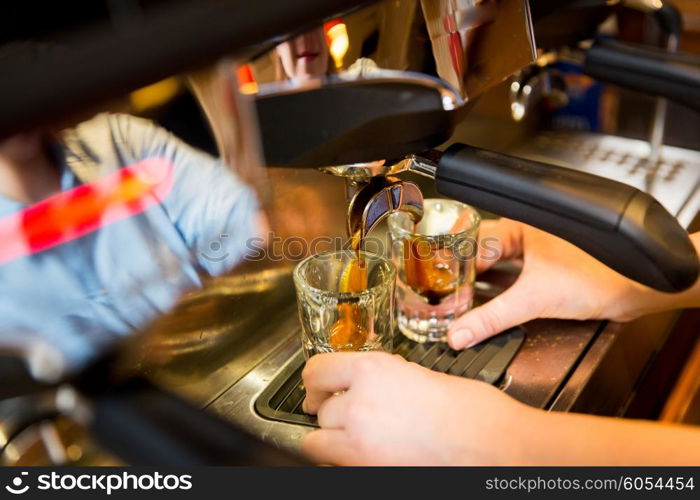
[583,39,700,112]
[434,144,699,293]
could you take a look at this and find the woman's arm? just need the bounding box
[300,352,700,466]
[448,219,700,350]
[518,404,700,466]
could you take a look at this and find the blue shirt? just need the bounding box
[0,113,260,374]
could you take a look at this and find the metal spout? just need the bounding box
[346,176,424,247]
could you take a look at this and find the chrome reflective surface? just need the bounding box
[246,0,535,101]
[420,0,536,99]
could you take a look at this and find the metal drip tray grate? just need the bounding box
[254,327,525,427]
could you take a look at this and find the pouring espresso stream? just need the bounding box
[331,175,425,351]
[329,234,369,351]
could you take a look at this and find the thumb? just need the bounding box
[448,280,538,350]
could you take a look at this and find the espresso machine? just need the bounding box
[251,0,699,293]
[1,0,700,464]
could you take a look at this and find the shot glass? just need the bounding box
[388,199,480,343]
[293,250,396,358]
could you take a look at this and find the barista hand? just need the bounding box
[448,218,700,350]
[301,351,530,465]
[301,351,700,466]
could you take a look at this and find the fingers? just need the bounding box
[301,429,363,466]
[316,392,351,429]
[301,390,333,416]
[301,352,366,414]
[448,277,538,349]
[476,219,524,273]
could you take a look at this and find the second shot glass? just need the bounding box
[388,199,480,343]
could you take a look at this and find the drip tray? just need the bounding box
[254,327,525,427]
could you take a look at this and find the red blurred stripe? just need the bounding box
[0,158,174,265]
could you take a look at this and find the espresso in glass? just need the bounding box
[388,199,480,343]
